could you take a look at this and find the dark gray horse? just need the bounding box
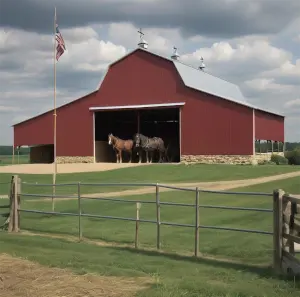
[133,133,167,163]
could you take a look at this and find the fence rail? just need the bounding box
[5,174,299,276]
[14,176,274,252]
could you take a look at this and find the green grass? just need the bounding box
[0,163,299,196]
[0,154,29,166]
[1,177,300,296]
[1,176,298,264]
[1,231,299,296]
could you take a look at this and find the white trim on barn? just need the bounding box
[89,102,186,111]
[93,112,96,163]
[179,107,182,159]
[253,109,255,156]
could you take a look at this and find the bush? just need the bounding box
[285,148,300,165]
[258,159,276,165]
[270,154,289,165]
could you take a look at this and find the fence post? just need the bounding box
[194,187,200,257]
[17,176,21,231]
[78,182,82,241]
[273,188,284,273]
[156,183,161,250]
[135,202,141,248]
[13,175,18,232]
[8,175,20,233]
[7,176,14,232]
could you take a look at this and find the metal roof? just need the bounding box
[173,61,247,105]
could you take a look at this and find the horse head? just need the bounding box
[108,133,114,145]
[132,133,140,147]
[133,133,146,148]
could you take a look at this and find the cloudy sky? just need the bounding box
[0,0,299,144]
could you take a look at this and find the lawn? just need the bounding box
[0,230,299,297]
[1,177,300,296]
[1,176,299,264]
[0,163,299,196]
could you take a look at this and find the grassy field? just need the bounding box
[0,163,299,196]
[1,177,300,296]
[1,176,299,262]
[0,154,29,166]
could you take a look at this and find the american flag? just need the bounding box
[55,24,66,61]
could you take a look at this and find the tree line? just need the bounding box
[0,146,30,155]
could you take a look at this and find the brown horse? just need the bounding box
[108,133,134,163]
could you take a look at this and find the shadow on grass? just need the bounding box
[110,245,300,286]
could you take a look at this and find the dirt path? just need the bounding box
[0,162,152,174]
[23,170,300,202]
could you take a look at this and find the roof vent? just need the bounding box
[171,46,180,60]
[137,28,148,49]
[198,56,206,71]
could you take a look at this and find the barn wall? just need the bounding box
[255,110,284,142]
[14,92,97,157]
[14,113,53,147]
[93,50,183,106]
[180,90,253,155]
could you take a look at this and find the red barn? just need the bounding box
[13,47,285,164]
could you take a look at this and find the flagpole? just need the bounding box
[52,6,57,212]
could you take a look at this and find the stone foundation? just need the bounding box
[56,156,94,164]
[181,152,284,165]
[181,155,253,165]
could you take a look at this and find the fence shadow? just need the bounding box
[109,245,300,285]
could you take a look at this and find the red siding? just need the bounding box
[14,113,53,147]
[93,50,183,107]
[14,49,256,156]
[181,90,253,155]
[255,110,284,142]
[14,92,97,156]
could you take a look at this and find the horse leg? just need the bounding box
[159,151,162,163]
[149,151,153,163]
[138,150,141,163]
[146,151,149,163]
[129,150,132,163]
[120,150,123,163]
[116,152,119,163]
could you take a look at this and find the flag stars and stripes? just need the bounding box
[55,24,66,61]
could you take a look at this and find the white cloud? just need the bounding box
[285,99,300,108]
[0,25,129,143]
[0,105,20,112]
[107,22,182,55]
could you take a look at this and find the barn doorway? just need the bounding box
[30,145,54,163]
[92,103,183,163]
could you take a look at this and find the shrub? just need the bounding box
[270,154,289,165]
[258,159,276,165]
[285,148,300,165]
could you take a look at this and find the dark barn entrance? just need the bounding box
[94,105,181,163]
[29,144,54,163]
